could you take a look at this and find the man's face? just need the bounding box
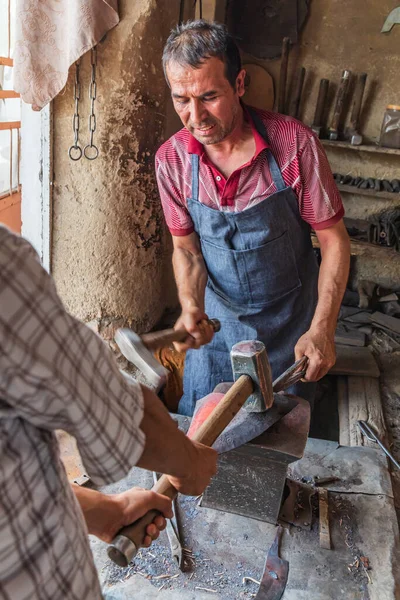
[166,57,246,145]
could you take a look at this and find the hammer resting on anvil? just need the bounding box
[108,339,275,567]
[108,340,305,567]
[115,318,220,391]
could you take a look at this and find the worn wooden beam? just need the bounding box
[348,376,388,448]
[330,345,380,378]
[335,330,366,347]
[319,488,331,549]
[370,312,400,336]
[337,376,350,447]
[312,234,399,259]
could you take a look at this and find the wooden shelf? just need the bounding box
[0,57,13,67]
[0,121,21,131]
[311,233,399,257]
[337,183,400,201]
[321,139,400,156]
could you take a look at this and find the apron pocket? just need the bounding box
[201,231,301,307]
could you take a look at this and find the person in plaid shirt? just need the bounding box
[0,225,217,600]
[156,20,351,415]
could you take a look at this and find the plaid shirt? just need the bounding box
[0,227,145,600]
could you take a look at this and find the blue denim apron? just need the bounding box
[178,110,319,416]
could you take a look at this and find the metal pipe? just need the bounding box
[358,420,400,470]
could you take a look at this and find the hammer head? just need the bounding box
[311,125,322,138]
[115,329,168,391]
[328,129,338,141]
[350,132,363,145]
[231,340,273,413]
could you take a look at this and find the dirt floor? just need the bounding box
[378,350,400,524]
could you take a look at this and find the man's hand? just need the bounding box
[173,307,215,352]
[294,326,336,381]
[167,439,218,496]
[72,484,173,546]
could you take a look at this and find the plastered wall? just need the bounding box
[52,0,184,335]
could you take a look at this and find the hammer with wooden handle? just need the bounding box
[115,319,221,391]
[311,78,329,138]
[328,70,351,140]
[107,339,273,567]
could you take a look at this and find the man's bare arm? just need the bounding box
[172,232,214,350]
[295,219,351,380]
[136,385,217,496]
[72,484,172,545]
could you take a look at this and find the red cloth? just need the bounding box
[156,106,344,236]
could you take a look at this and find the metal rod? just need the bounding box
[358,420,400,469]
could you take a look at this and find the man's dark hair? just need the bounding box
[162,20,241,89]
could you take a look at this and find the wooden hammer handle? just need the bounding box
[141,318,220,352]
[108,374,253,565]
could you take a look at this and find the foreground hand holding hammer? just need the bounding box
[0,226,216,600]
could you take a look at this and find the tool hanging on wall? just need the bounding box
[84,47,99,160]
[328,69,351,141]
[288,66,306,119]
[68,46,99,161]
[311,78,329,138]
[346,72,367,146]
[68,58,82,161]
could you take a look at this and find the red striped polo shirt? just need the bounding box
[155,106,344,236]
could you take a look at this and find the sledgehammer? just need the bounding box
[115,318,221,391]
[107,340,274,567]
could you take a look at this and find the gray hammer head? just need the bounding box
[350,131,362,145]
[231,340,273,413]
[115,329,168,391]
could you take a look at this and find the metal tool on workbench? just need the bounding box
[115,318,220,391]
[328,70,351,140]
[346,73,367,145]
[311,78,329,138]
[358,420,400,469]
[152,472,184,569]
[108,339,276,567]
[255,526,289,600]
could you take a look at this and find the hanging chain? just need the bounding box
[84,46,99,160]
[68,59,82,160]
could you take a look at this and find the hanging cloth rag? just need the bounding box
[13,0,119,110]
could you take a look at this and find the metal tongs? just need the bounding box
[272,356,308,393]
[152,472,184,569]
